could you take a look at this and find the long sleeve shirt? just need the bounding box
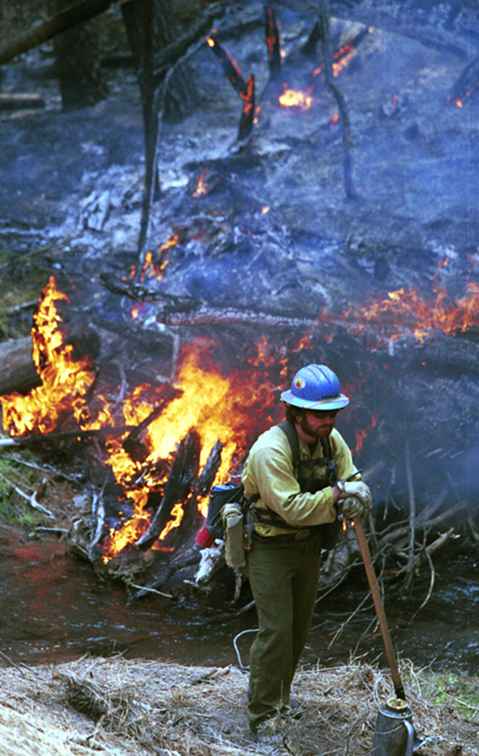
[242,424,359,537]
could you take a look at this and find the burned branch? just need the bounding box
[206,36,248,96]
[237,74,256,146]
[135,429,201,550]
[264,4,282,80]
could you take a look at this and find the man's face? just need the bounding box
[298,409,339,441]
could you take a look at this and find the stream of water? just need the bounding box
[1,529,478,676]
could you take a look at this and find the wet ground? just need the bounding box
[1,528,478,676]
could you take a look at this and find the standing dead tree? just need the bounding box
[318,0,355,199]
[51,0,109,109]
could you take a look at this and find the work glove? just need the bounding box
[339,495,370,521]
[338,480,372,508]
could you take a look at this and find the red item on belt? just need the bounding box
[195,526,215,549]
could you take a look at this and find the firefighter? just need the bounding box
[242,363,371,734]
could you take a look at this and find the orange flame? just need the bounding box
[344,283,479,345]
[0,277,96,436]
[100,340,285,562]
[134,233,180,283]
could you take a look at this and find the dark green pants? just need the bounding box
[247,534,322,729]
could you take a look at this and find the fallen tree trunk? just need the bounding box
[0,337,39,396]
[0,0,114,65]
[0,94,45,111]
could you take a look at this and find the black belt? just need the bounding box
[253,528,318,545]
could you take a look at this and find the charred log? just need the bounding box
[0,324,100,399]
[122,390,183,461]
[135,430,201,550]
[0,0,113,65]
[0,337,40,396]
[0,94,45,111]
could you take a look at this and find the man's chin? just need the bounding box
[317,427,333,438]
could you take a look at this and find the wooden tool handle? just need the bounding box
[353,518,406,701]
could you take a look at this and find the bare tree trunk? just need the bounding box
[49,0,109,110]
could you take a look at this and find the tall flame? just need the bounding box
[0,277,96,436]
[101,340,281,561]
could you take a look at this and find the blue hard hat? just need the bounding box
[280,364,350,411]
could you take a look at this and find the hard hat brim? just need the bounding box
[280,390,350,411]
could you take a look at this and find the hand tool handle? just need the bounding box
[353,518,406,701]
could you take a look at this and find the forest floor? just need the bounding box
[1,653,478,755]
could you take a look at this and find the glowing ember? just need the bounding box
[278,86,313,110]
[207,36,215,48]
[261,205,270,215]
[329,111,340,126]
[332,46,356,77]
[193,171,209,197]
[0,277,96,436]
[455,97,464,109]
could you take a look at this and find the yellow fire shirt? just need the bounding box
[242,425,360,537]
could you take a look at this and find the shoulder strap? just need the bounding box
[278,419,301,473]
[320,436,337,486]
[279,421,337,486]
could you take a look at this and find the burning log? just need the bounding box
[122,391,182,461]
[135,429,201,550]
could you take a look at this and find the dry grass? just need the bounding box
[0,655,477,755]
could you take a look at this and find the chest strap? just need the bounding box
[252,420,337,530]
